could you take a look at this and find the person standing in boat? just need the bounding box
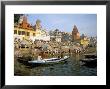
[61,51,64,58]
[38,51,44,60]
[69,49,71,53]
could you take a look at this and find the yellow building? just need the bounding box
[14,27,36,40]
[80,36,89,47]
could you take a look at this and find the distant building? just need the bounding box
[80,34,85,39]
[72,25,80,41]
[55,36,62,42]
[80,35,90,48]
[50,29,62,42]
[31,19,50,41]
[61,32,72,42]
[89,37,97,47]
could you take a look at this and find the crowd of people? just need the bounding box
[14,37,96,59]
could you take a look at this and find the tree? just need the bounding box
[14,14,23,23]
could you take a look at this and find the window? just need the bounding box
[18,31,21,35]
[33,33,35,36]
[27,32,30,36]
[22,31,25,35]
[14,30,17,34]
[28,25,30,27]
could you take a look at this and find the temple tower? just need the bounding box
[72,25,80,41]
[36,19,42,30]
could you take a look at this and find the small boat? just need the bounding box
[80,58,97,64]
[80,53,97,67]
[28,56,69,64]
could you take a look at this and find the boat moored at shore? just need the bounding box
[80,53,97,67]
[28,56,69,64]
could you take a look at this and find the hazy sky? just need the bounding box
[26,14,97,37]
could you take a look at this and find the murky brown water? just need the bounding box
[15,54,97,76]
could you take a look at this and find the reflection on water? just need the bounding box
[15,53,97,76]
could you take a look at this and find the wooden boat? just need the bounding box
[28,56,69,64]
[80,53,97,67]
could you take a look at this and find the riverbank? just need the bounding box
[14,46,96,60]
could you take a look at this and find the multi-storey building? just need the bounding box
[14,15,50,42]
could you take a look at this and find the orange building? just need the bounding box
[14,15,36,40]
[72,25,80,41]
[14,15,50,41]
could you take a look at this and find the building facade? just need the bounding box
[14,15,50,42]
[14,16,36,41]
[72,25,80,41]
[50,29,62,42]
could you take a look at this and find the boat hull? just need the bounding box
[28,56,69,65]
[80,58,97,68]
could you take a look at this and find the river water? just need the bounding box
[23,54,97,76]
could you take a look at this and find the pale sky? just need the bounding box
[26,14,97,37]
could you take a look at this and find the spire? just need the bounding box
[74,25,77,29]
[36,19,42,30]
[72,25,80,41]
[23,15,27,23]
[73,25,78,33]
